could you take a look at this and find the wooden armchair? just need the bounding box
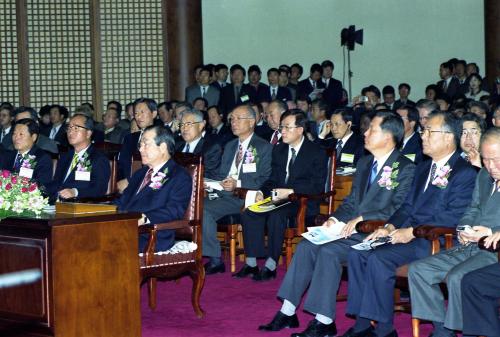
[283,149,337,267]
[139,152,205,317]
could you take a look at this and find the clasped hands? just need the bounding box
[366,224,415,244]
[458,225,492,245]
[255,188,294,202]
[322,215,363,238]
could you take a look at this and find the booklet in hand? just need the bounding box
[351,236,391,251]
[248,196,291,213]
[301,217,357,245]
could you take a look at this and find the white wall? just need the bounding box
[202,0,485,101]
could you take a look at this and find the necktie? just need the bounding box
[271,88,277,99]
[212,128,218,135]
[443,81,448,93]
[50,128,57,139]
[335,140,343,160]
[69,153,79,171]
[286,148,297,183]
[271,131,279,145]
[235,144,244,168]
[202,87,207,98]
[184,143,190,153]
[234,86,241,102]
[14,153,23,171]
[369,160,378,186]
[312,81,316,89]
[137,168,153,194]
[428,163,437,188]
[1,129,5,141]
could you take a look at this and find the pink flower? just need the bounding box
[2,170,10,178]
[11,176,17,184]
[29,184,37,192]
[5,183,12,191]
[21,187,28,193]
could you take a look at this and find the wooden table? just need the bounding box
[0,211,141,337]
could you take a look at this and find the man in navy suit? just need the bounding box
[258,100,287,145]
[236,110,327,281]
[0,104,14,151]
[396,105,424,163]
[202,104,273,274]
[247,65,269,104]
[393,83,416,110]
[316,108,365,168]
[461,231,500,337]
[321,60,343,111]
[437,61,461,100]
[115,125,192,252]
[46,114,110,201]
[117,98,157,187]
[44,105,69,148]
[218,64,253,118]
[342,111,477,337]
[259,111,415,336]
[297,64,325,101]
[0,118,52,188]
[206,106,235,146]
[175,108,222,180]
[211,64,229,91]
[262,68,292,102]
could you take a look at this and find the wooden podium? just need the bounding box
[0,210,142,337]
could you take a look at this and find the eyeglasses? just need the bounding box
[179,121,202,128]
[278,125,300,132]
[230,116,254,122]
[461,128,480,137]
[418,129,452,137]
[67,124,89,132]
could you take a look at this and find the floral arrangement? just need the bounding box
[244,145,259,165]
[21,154,37,169]
[76,152,92,172]
[378,162,400,190]
[0,170,48,216]
[149,168,169,190]
[432,164,452,189]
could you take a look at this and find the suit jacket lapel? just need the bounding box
[128,161,171,206]
[357,155,373,202]
[363,151,400,201]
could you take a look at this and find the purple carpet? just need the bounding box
[141,260,433,337]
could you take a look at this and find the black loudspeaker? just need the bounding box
[341,25,363,51]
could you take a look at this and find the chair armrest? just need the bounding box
[233,188,249,199]
[355,220,387,234]
[413,225,456,241]
[288,190,335,201]
[314,214,329,226]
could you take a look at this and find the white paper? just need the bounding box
[336,167,356,176]
[351,239,389,251]
[204,178,223,191]
[244,190,258,209]
[301,218,356,245]
[19,167,34,179]
[75,171,91,181]
[242,163,256,173]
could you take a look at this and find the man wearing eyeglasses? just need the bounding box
[341,111,476,337]
[202,104,272,275]
[236,109,327,282]
[45,114,110,201]
[175,108,222,180]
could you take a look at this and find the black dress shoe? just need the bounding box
[233,264,259,278]
[204,261,225,275]
[291,319,337,337]
[258,311,299,331]
[252,266,276,281]
[340,326,374,337]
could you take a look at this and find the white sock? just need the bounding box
[280,299,296,316]
[246,257,257,267]
[315,313,333,325]
[265,257,276,271]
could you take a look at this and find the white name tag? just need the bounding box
[19,167,34,179]
[340,153,355,164]
[75,171,91,181]
[242,163,257,173]
[405,154,416,162]
[240,94,249,102]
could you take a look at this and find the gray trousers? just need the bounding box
[408,244,498,330]
[277,233,365,319]
[202,192,244,258]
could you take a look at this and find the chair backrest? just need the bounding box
[131,151,142,176]
[95,143,121,194]
[326,149,337,214]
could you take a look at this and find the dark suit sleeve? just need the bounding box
[260,145,283,196]
[203,142,222,180]
[291,147,327,195]
[33,151,53,189]
[458,169,485,225]
[76,153,111,198]
[118,133,134,180]
[361,160,415,220]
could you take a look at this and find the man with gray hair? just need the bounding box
[408,127,500,337]
[175,108,222,180]
[202,104,273,274]
[415,99,438,129]
[255,99,287,144]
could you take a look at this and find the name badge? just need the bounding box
[240,94,249,102]
[242,163,257,173]
[75,171,91,181]
[19,167,34,179]
[340,153,354,164]
[405,154,416,162]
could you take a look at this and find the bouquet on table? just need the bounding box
[0,170,48,217]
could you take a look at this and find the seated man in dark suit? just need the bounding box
[297,63,324,101]
[408,128,500,337]
[342,111,477,337]
[202,104,273,274]
[237,110,328,282]
[256,100,287,145]
[117,98,158,187]
[307,99,330,141]
[259,111,415,336]
[45,104,69,148]
[218,64,253,118]
[461,231,500,337]
[396,105,424,163]
[0,118,52,188]
[175,108,222,180]
[206,105,235,146]
[103,107,127,144]
[45,114,110,201]
[262,68,292,102]
[317,108,365,167]
[115,125,192,252]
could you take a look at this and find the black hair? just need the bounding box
[39,105,51,117]
[51,104,69,119]
[440,61,453,72]
[311,99,328,112]
[382,85,395,95]
[0,104,14,117]
[331,108,354,123]
[270,99,288,113]
[200,65,213,77]
[398,83,411,91]
[435,94,451,105]
[230,64,246,76]
[106,100,122,115]
[193,97,209,109]
[14,106,38,121]
[82,102,95,112]
[428,110,462,148]
[461,113,487,134]
[375,110,405,146]
[310,63,323,75]
[73,113,95,131]
[363,85,381,99]
[267,67,280,76]
[145,125,176,156]
[280,109,307,130]
[14,118,40,136]
[278,64,290,72]
[133,97,158,114]
[321,60,334,69]
[396,104,419,131]
[158,101,173,111]
[296,95,311,104]
[290,63,303,76]
[215,64,228,72]
[248,65,261,75]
